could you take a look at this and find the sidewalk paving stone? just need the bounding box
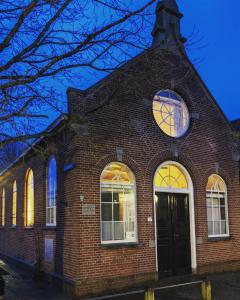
[2,260,240,300]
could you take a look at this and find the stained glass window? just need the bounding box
[206,175,229,237]
[25,169,34,227]
[153,90,190,138]
[46,156,57,226]
[101,162,137,243]
[12,181,17,226]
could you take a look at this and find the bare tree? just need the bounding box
[0,142,27,171]
[0,0,157,146]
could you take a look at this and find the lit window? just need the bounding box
[46,156,57,226]
[1,188,5,227]
[206,175,229,237]
[101,162,137,243]
[25,169,34,227]
[12,181,17,226]
[153,90,190,138]
[155,164,188,191]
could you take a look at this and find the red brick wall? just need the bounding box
[0,48,239,296]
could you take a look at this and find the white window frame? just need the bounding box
[100,164,138,245]
[206,175,229,238]
[46,156,57,227]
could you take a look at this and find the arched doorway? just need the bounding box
[154,161,196,276]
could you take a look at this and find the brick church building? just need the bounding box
[0,0,239,297]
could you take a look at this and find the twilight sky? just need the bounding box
[180,0,239,121]
[50,0,239,123]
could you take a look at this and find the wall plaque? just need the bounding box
[149,240,155,248]
[82,204,96,216]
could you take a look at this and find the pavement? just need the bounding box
[1,260,240,299]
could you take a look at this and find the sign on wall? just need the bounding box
[44,238,54,263]
[82,204,96,216]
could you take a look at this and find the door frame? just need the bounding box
[153,161,197,273]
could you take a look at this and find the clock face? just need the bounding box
[153,90,190,138]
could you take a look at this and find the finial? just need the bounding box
[152,0,186,50]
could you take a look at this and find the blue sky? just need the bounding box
[48,0,239,123]
[180,0,239,121]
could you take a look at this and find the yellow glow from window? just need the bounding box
[101,162,136,242]
[153,91,189,138]
[155,164,188,189]
[207,174,225,192]
[12,181,17,226]
[101,162,134,185]
[25,169,34,227]
[1,188,5,226]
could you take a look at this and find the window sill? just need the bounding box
[100,242,141,249]
[208,235,231,242]
[10,226,17,229]
[24,226,34,230]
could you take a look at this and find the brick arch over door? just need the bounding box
[145,149,201,188]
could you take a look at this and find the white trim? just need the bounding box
[206,174,229,238]
[153,161,197,273]
[155,187,189,194]
[208,234,230,238]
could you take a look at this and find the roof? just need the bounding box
[0,114,68,176]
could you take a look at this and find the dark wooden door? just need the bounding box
[156,192,191,276]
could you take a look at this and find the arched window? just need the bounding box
[100,162,137,243]
[46,156,57,226]
[25,169,34,227]
[1,188,5,227]
[12,181,17,226]
[206,174,229,237]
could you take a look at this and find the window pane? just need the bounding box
[207,207,212,221]
[1,189,5,226]
[113,203,121,221]
[46,208,50,224]
[212,207,220,221]
[220,197,225,206]
[221,220,227,234]
[102,203,112,221]
[114,222,124,240]
[208,221,213,236]
[25,169,34,226]
[102,222,113,241]
[47,156,57,225]
[12,181,17,226]
[213,221,220,235]
[220,206,226,220]
[155,164,188,190]
[101,191,112,203]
